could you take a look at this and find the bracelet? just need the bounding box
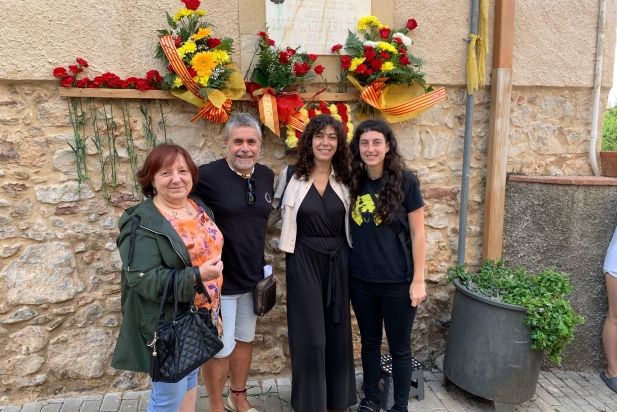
[193,266,207,295]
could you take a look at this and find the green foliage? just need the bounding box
[251,30,316,93]
[602,108,617,151]
[446,260,584,364]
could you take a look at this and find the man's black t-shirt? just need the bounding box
[194,159,274,295]
[350,171,424,283]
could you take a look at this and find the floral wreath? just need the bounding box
[285,102,353,148]
[156,0,245,123]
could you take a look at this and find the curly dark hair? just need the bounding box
[293,114,350,185]
[349,119,406,224]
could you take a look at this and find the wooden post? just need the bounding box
[482,0,515,260]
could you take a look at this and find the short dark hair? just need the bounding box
[135,143,198,197]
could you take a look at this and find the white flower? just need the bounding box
[393,33,413,47]
[363,41,379,48]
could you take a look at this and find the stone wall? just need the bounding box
[0,80,601,404]
[503,177,617,371]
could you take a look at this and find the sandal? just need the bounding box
[225,388,259,412]
[357,398,381,412]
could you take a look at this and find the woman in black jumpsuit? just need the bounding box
[273,115,356,412]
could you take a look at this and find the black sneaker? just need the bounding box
[357,398,381,412]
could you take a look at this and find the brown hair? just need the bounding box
[136,143,198,197]
[293,114,350,185]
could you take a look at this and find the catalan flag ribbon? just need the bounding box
[159,35,245,124]
[249,85,307,137]
[348,76,447,124]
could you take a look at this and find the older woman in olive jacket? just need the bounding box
[112,143,223,412]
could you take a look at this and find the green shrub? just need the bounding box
[446,260,584,364]
[602,108,617,151]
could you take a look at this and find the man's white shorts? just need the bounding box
[215,292,259,358]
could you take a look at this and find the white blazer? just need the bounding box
[270,165,352,253]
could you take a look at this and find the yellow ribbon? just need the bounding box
[467,0,489,95]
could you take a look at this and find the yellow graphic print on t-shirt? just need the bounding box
[352,194,383,226]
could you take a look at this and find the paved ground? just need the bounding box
[1,370,616,412]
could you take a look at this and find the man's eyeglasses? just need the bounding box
[247,178,256,206]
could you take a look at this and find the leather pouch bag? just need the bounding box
[148,268,224,383]
[253,274,276,316]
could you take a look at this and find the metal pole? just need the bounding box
[457,0,480,265]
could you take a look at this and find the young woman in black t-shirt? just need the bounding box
[349,119,426,412]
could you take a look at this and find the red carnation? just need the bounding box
[279,51,290,64]
[364,51,377,62]
[207,37,222,49]
[364,45,373,51]
[314,65,324,75]
[296,129,302,137]
[355,64,367,74]
[266,39,275,46]
[308,109,317,118]
[68,65,80,74]
[406,18,418,31]
[286,47,296,56]
[399,55,411,66]
[365,68,374,76]
[75,78,91,88]
[399,48,406,54]
[307,54,318,61]
[340,55,352,69]
[293,62,306,76]
[60,76,75,87]
[393,37,403,44]
[188,67,197,77]
[174,36,182,47]
[146,70,163,83]
[380,51,390,59]
[336,103,347,113]
[318,101,329,111]
[379,28,391,39]
[181,0,200,10]
[371,59,383,71]
[168,64,176,73]
[258,31,268,38]
[76,58,89,68]
[53,67,68,78]
[342,123,349,134]
[331,44,343,53]
[135,79,150,91]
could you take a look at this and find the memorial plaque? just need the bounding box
[265,0,371,55]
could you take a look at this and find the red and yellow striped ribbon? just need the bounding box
[190,99,232,124]
[360,78,447,117]
[159,36,202,99]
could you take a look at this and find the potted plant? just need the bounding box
[443,260,584,412]
[600,108,617,177]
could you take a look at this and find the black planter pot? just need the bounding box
[443,279,543,410]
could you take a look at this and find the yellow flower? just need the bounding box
[381,62,395,71]
[377,42,398,54]
[194,10,206,16]
[358,15,380,31]
[332,113,342,122]
[177,40,197,59]
[192,28,211,40]
[173,8,193,21]
[347,122,354,141]
[191,52,217,77]
[209,49,230,65]
[172,76,183,89]
[285,129,298,148]
[196,75,210,87]
[329,104,338,114]
[349,57,366,72]
[299,108,309,117]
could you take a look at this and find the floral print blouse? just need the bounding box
[159,199,224,336]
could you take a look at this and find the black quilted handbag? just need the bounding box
[148,268,224,383]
